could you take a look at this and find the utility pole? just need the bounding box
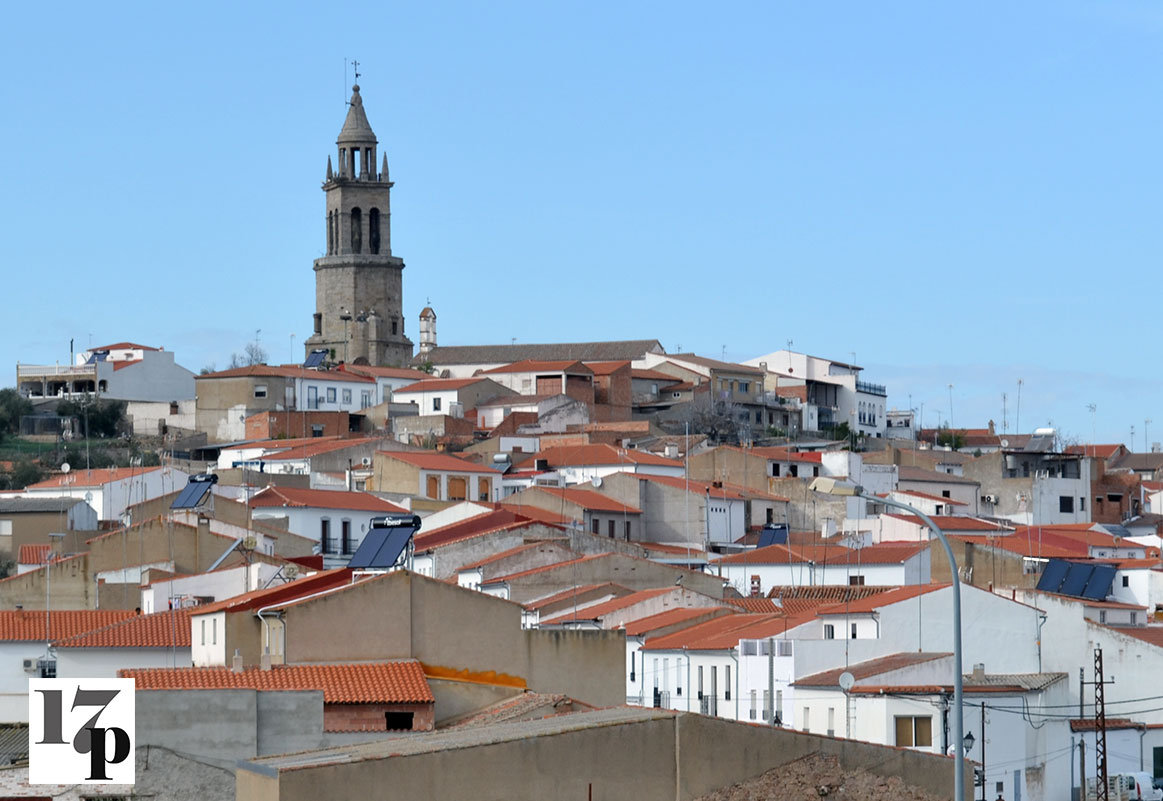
[1080,666,1087,801]
[1095,647,1109,801]
[980,701,986,801]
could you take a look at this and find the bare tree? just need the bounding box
[230,342,269,368]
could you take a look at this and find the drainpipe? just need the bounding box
[253,579,355,664]
[1036,612,1048,672]
[729,650,740,720]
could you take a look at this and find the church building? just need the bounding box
[303,83,414,366]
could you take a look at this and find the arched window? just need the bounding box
[350,207,362,254]
[369,208,381,254]
[326,211,334,254]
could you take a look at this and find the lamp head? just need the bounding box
[808,477,864,497]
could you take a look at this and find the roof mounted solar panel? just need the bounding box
[1035,559,1070,594]
[347,515,422,570]
[303,349,329,368]
[171,474,217,510]
[757,524,788,548]
[1081,564,1116,601]
[1059,563,1095,598]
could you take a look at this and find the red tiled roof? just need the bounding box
[56,609,192,648]
[190,569,352,615]
[886,490,967,506]
[1070,717,1142,732]
[884,514,1013,532]
[795,652,951,687]
[522,486,641,514]
[379,450,501,473]
[622,606,733,636]
[457,542,545,571]
[1065,444,1126,459]
[584,361,631,376]
[950,525,1159,560]
[257,437,384,462]
[413,510,544,551]
[740,446,824,464]
[338,364,430,380]
[725,598,783,613]
[623,471,789,502]
[643,613,808,651]
[539,587,673,625]
[199,365,374,383]
[522,583,629,611]
[26,466,164,489]
[392,377,492,394]
[488,502,574,527]
[518,444,682,469]
[18,544,57,565]
[816,584,947,615]
[714,541,925,566]
[480,360,591,375]
[120,661,434,704]
[0,610,136,641]
[92,342,159,352]
[630,368,684,383]
[249,486,406,514]
[112,359,142,371]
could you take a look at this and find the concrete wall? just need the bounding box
[281,571,625,707]
[137,689,325,761]
[0,553,95,609]
[494,552,724,604]
[238,711,966,801]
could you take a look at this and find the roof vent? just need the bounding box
[972,663,985,681]
[231,649,243,674]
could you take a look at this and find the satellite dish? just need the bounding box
[838,671,856,692]
[1000,439,1010,448]
[60,463,70,474]
[591,476,603,488]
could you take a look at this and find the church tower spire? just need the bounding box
[304,83,413,367]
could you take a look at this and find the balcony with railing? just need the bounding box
[856,380,887,397]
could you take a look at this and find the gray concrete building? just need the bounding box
[303,84,413,367]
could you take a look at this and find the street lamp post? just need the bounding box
[809,477,967,801]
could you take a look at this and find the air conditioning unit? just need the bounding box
[22,659,35,672]
[982,494,999,505]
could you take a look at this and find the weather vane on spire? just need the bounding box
[352,59,361,84]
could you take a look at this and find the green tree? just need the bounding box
[936,429,966,450]
[10,459,43,489]
[0,388,31,439]
[57,398,126,439]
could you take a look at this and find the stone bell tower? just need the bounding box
[303,83,413,366]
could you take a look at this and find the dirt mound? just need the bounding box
[695,752,948,801]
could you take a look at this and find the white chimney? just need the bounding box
[231,649,243,674]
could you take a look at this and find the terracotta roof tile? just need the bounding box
[0,610,136,641]
[644,613,810,651]
[17,545,57,565]
[815,583,947,615]
[392,377,493,394]
[517,444,682,469]
[539,587,673,625]
[480,360,592,375]
[256,437,384,462]
[56,609,192,648]
[413,510,546,551]
[379,451,501,473]
[884,514,1013,532]
[120,660,434,703]
[198,365,375,383]
[621,607,733,636]
[249,487,406,513]
[521,486,641,514]
[795,652,951,688]
[25,466,164,489]
[190,569,353,615]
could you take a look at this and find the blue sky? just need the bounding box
[2,2,1161,446]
